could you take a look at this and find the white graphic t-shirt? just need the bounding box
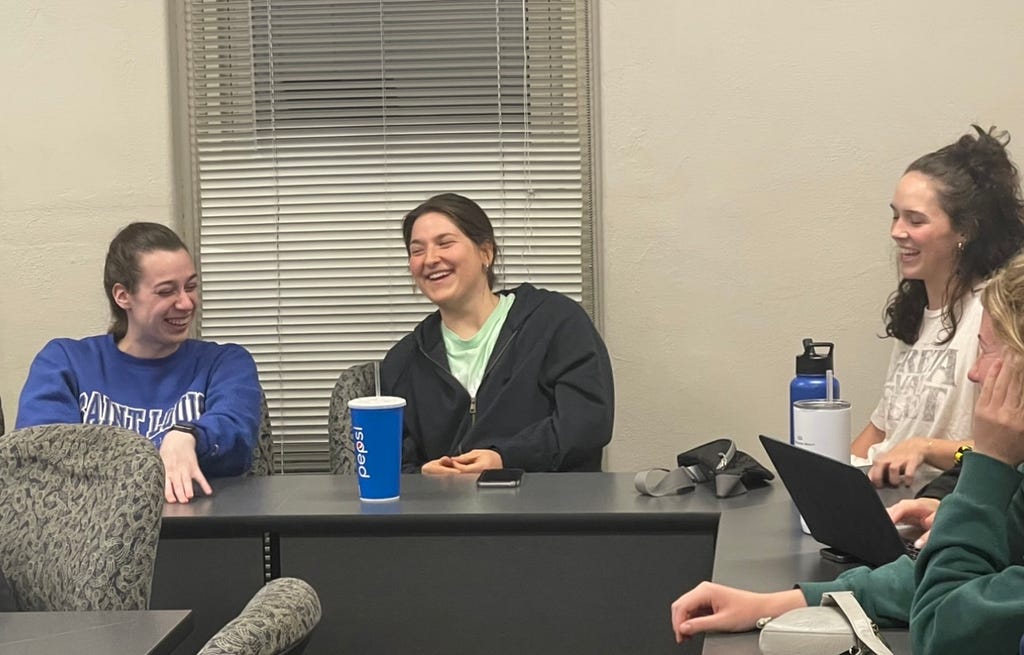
[856,290,983,472]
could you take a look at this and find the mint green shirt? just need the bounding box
[442,293,515,397]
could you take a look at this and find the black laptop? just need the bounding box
[759,435,920,567]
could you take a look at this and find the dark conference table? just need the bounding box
[0,610,193,655]
[155,472,912,655]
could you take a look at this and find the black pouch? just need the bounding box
[676,438,774,498]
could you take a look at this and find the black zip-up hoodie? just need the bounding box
[381,283,614,472]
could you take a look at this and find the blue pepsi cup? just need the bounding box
[348,396,405,501]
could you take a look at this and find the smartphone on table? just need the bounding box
[819,547,858,564]
[476,468,524,488]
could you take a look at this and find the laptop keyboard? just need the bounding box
[903,539,920,560]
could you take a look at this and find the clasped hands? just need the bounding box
[421,448,503,474]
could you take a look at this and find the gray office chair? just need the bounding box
[0,423,164,610]
[327,362,377,474]
[248,389,275,476]
[197,577,322,655]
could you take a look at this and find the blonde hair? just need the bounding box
[982,251,1024,362]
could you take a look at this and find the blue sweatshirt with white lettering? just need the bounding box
[15,335,261,477]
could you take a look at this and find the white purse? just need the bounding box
[758,591,894,655]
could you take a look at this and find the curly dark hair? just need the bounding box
[885,125,1024,345]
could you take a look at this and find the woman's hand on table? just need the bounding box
[421,456,461,474]
[160,430,213,503]
[450,449,503,472]
[867,437,931,487]
[421,449,504,475]
[670,581,806,644]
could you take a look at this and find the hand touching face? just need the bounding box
[972,355,1024,468]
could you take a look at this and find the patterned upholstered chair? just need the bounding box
[197,577,322,655]
[248,390,276,476]
[0,423,164,610]
[327,362,377,474]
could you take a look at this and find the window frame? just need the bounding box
[169,0,602,472]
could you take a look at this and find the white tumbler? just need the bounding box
[792,398,851,534]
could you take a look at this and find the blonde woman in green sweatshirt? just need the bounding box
[671,251,1024,655]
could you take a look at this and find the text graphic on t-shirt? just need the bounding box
[885,347,957,422]
[78,390,205,441]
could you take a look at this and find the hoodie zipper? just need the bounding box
[418,328,519,454]
[458,328,517,451]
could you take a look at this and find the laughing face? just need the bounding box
[113,248,198,358]
[890,171,966,307]
[407,211,493,312]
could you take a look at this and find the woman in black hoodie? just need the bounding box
[381,193,614,474]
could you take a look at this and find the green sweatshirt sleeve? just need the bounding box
[798,555,916,628]
[910,452,1024,655]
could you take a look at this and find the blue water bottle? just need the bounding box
[789,338,840,443]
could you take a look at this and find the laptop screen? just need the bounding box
[759,434,909,567]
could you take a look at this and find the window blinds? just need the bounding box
[177,0,594,471]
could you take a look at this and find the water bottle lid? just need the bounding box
[796,338,835,375]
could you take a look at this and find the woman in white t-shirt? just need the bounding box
[855,126,1024,486]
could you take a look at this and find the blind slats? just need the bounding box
[182,0,592,472]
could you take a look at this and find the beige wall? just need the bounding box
[597,0,1024,469]
[3,1,1023,472]
[1,1,176,428]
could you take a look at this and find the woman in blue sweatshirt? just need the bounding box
[16,222,261,503]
